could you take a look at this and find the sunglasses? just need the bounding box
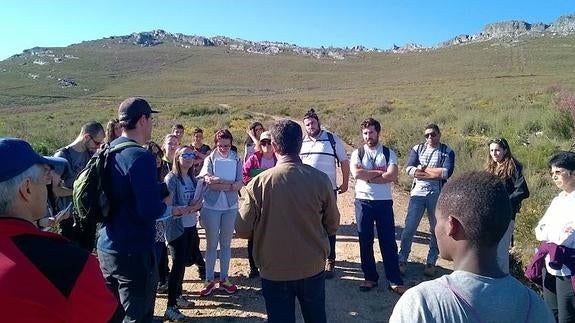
[90,136,102,146]
[179,152,196,159]
[489,138,508,149]
[424,132,437,138]
[260,140,271,146]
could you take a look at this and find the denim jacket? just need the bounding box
[163,171,196,243]
[198,150,243,208]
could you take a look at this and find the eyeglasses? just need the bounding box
[255,127,264,132]
[550,169,571,177]
[424,132,437,138]
[217,144,231,148]
[179,152,196,159]
[260,140,271,146]
[90,136,102,146]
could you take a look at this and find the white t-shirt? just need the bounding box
[535,191,575,276]
[300,130,348,189]
[350,144,396,200]
[390,271,554,323]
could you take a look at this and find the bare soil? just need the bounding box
[153,182,454,322]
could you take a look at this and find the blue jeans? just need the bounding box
[398,193,440,265]
[97,249,158,323]
[262,271,326,323]
[200,208,237,281]
[355,199,403,286]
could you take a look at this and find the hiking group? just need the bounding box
[0,96,572,323]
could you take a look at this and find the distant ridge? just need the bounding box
[9,13,575,61]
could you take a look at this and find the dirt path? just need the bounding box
[153,118,454,322]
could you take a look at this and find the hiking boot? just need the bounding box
[325,259,335,279]
[398,262,407,275]
[157,283,168,294]
[200,280,218,297]
[219,279,238,294]
[165,306,188,322]
[175,295,194,309]
[423,264,436,277]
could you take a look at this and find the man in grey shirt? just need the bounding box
[390,171,553,323]
[53,121,105,249]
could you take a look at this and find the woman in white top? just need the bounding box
[535,151,575,322]
[198,129,243,297]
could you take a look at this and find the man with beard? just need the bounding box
[350,118,406,294]
[398,124,455,277]
[299,109,350,279]
[53,121,105,249]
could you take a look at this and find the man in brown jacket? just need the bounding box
[237,119,340,323]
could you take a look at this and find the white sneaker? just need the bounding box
[164,306,188,322]
[176,295,194,309]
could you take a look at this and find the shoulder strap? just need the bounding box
[109,141,142,153]
[417,143,425,156]
[326,131,340,167]
[358,145,365,161]
[382,145,390,164]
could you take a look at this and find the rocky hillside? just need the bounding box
[440,14,575,47]
[8,14,575,63]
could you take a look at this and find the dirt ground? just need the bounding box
[153,179,455,322]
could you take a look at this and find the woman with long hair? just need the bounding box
[146,141,171,294]
[198,129,243,296]
[163,145,204,321]
[243,121,264,162]
[484,137,529,273]
[162,134,180,170]
[105,119,121,144]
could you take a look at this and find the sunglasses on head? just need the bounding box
[179,152,196,159]
[424,132,437,138]
[260,139,271,146]
[489,138,508,148]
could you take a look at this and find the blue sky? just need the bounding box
[1,1,573,60]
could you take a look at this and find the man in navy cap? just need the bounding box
[0,138,119,322]
[97,97,195,322]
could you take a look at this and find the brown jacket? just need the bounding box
[237,160,340,281]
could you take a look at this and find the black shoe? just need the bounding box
[324,260,335,279]
[198,266,206,281]
[249,268,260,278]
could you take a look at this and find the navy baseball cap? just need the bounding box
[0,138,61,182]
[118,97,159,122]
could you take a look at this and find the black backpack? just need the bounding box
[357,145,391,166]
[72,141,141,247]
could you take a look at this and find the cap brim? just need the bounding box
[151,109,160,114]
[42,156,71,176]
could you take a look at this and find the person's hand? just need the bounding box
[163,192,173,206]
[337,182,348,194]
[189,200,203,212]
[204,175,222,184]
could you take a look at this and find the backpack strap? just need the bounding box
[357,145,390,165]
[326,131,340,167]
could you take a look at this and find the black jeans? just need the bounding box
[248,238,258,272]
[97,249,158,323]
[543,268,575,323]
[184,226,205,269]
[167,232,190,307]
[262,271,326,323]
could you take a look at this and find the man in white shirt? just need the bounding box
[299,109,350,279]
[350,118,405,294]
[390,171,553,323]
